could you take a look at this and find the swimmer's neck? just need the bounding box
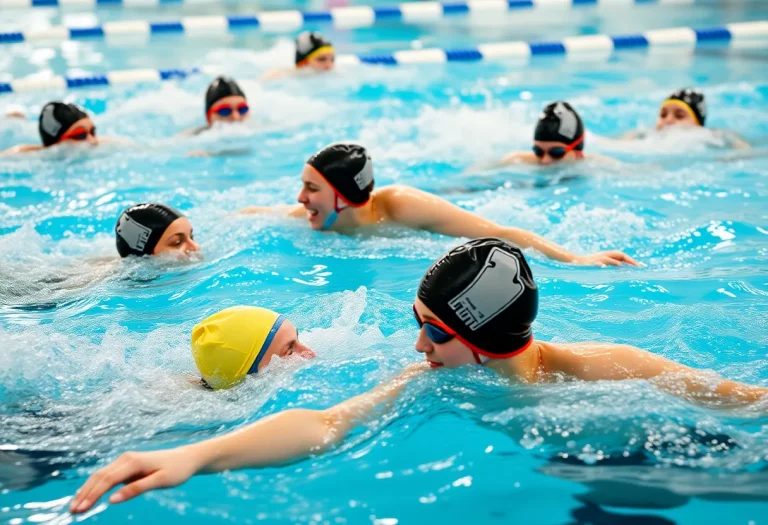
[485,339,546,382]
[327,199,381,230]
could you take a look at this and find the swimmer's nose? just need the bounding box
[87,134,99,145]
[297,187,309,203]
[297,342,316,359]
[538,154,553,166]
[186,239,201,253]
[414,329,433,354]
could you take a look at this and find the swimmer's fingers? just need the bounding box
[603,251,641,267]
[110,469,179,505]
[71,453,150,513]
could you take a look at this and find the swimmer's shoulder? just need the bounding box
[499,151,537,166]
[539,341,632,375]
[712,129,751,149]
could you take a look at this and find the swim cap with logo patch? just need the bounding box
[115,203,183,257]
[38,102,88,146]
[664,88,706,126]
[295,31,334,66]
[205,76,246,115]
[307,143,374,207]
[534,101,585,149]
[417,238,538,358]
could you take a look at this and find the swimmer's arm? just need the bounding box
[463,152,535,173]
[238,204,304,216]
[382,186,638,267]
[69,363,428,514]
[260,68,294,81]
[554,343,768,405]
[0,144,42,156]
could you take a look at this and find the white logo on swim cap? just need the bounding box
[553,102,578,140]
[41,104,62,137]
[117,212,152,252]
[697,98,707,119]
[353,156,373,190]
[448,247,524,331]
[296,32,314,54]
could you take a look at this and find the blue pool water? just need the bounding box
[1,1,768,524]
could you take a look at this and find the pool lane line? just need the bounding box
[0,0,707,43]
[1,21,767,94]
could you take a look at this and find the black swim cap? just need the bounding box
[205,76,246,114]
[534,101,584,149]
[307,143,374,206]
[418,238,538,358]
[115,203,183,258]
[38,102,88,147]
[665,88,706,126]
[295,31,334,66]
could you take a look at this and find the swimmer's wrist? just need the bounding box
[182,441,223,474]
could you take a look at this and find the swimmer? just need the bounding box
[261,31,335,80]
[622,89,750,148]
[495,101,612,166]
[116,203,200,259]
[182,76,250,137]
[191,306,316,389]
[240,142,637,268]
[0,102,108,156]
[69,238,767,514]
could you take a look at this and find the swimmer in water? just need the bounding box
[622,89,750,149]
[116,203,200,258]
[0,102,110,156]
[191,306,316,389]
[495,101,612,166]
[240,142,637,268]
[261,31,335,81]
[183,76,250,137]
[69,237,768,515]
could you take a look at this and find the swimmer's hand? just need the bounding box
[70,447,200,514]
[574,251,640,268]
[186,149,211,158]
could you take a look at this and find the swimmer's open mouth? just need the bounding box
[305,208,319,218]
[428,361,443,369]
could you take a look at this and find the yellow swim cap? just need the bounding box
[191,306,285,390]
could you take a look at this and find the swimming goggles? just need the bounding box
[59,126,96,143]
[412,305,456,344]
[412,305,489,364]
[209,102,249,118]
[532,134,584,160]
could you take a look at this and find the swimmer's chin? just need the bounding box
[153,251,204,264]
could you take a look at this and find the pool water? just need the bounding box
[1,1,768,524]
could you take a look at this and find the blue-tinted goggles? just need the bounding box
[412,305,456,345]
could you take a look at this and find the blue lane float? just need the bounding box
[1,22,766,94]
[0,0,716,43]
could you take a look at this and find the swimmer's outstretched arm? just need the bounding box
[551,343,768,405]
[380,185,639,267]
[238,204,304,216]
[0,144,42,156]
[69,363,428,514]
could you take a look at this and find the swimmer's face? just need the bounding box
[656,101,698,131]
[58,117,98,146]
[532,140,581,166]
[153,217,201,257]
[207,95,250,125]
[297,165,337,230]
[308,50,335,72]
[257,319,316,371]
[413,299,477,369]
